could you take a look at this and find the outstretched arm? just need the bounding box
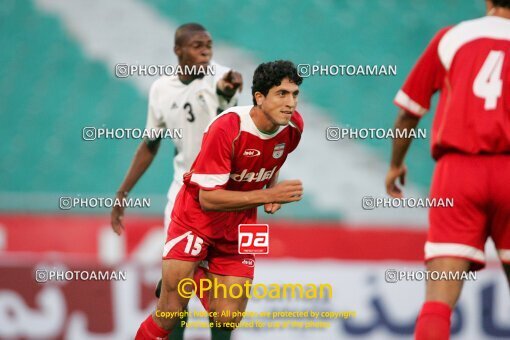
[216,70,243,101]
[111,139,161,235]
[199,179,302,212]
[385,109,420,198]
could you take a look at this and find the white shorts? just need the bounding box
[163,180,183,234]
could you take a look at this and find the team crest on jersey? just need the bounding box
[197,93,207,108]
[272,143,285,159]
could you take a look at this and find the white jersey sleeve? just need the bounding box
[144,80,166,140]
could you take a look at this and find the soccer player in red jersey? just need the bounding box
[386,1,510,339]
[135,60,304,339]
[111,23,241,340]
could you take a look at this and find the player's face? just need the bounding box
[257,78,299,126]
[176,31,213,67]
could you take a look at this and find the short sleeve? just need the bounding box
[288,111,304,153]
[144,81,166,140]
[189,113,240,190]
[394,27,451,117]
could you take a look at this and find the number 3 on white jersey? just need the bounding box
[473,50,505,110]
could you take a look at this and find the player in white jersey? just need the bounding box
[111,23,242,340]
[149,60,239,233]
[111,23,241,236]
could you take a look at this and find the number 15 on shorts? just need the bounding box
[238,224,269,254]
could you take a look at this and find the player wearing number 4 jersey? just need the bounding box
[386,1,510,339]
[135,60,304,339]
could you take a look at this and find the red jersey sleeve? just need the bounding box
[288,110,304,153]
[188,113,241,190]
[394,27,451,117]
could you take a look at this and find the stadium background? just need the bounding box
[0,0,509,339]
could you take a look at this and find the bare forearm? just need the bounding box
[390,109,420,167]
[199,188,273,212]
[266,170,280,189]
[117,140,160,193]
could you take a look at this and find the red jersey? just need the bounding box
[171,105,303,241]
[394,16,510,160]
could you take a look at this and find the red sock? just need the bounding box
[415,301,452,340]
[194,266,210,311]
[135,315,170,340]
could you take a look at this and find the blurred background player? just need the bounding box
[111,22,242,340]
[135,60,304,340]
[385,1,510,339]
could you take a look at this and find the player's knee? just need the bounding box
[160,273,188,294]
[161,278,181,293]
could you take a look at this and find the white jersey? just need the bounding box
[145,62,238,198]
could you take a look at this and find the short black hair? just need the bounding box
[251,60,303,105]
[492,0,510,8]
[174,23,207,46]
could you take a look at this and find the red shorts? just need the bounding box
[427,153,510,270]
[162,221,255,279]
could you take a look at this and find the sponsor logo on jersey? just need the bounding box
[230,166,277,183]
[242,258,255,267]
[273,143,285,159]
[243,149,261,157]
